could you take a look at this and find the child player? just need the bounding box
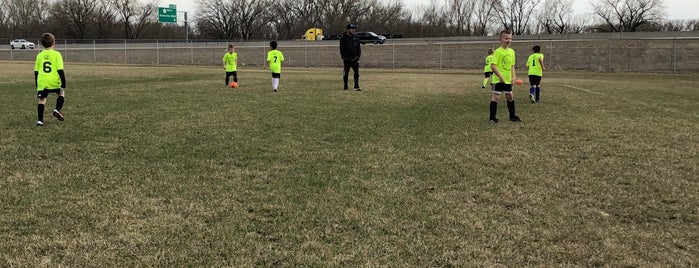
[482,48,494,89]
[265,41,285,92]
[34,33,66,126]
[489,30,521,123]
[223,44,238,87]
[526,45,545,103]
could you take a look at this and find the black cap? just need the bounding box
[346,23,356,29]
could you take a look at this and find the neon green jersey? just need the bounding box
[223,52,238,72]
[34,49,64,91]
[527,53,544,76]
[267,49,284,73]
[483,54,493,72]
[491,47,515,84]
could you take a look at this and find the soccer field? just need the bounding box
[1,62,697,266]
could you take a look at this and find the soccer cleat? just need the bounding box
[354,87,361,91]
[529,94,536,104]
[489,119,499,124]
[481,85,486,89]
[36,120,44,126]
[273,89,277,92]
[53,109,64,121]
[510,116,522,122]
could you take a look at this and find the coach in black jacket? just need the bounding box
[340,23,361,91]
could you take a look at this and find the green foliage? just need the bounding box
[1,63,697,266]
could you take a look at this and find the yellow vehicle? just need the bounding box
[302,28,324,41]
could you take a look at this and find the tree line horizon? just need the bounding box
[1,0,697,42]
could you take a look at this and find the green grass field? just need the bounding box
[1,62,697,266]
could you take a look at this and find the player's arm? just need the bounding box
[491,63,504,83]
[511,65,516,83]
[538,57,545,71]
[58,69,66,88]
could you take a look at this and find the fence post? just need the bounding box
[191,41,194,65]
[608,38,613,72]
[93,40,96,63]
[64,40,68,62]
[672,38,677,73]
[156,40,159,65]
[439,43,443,69]
[124,40,127,64]
[392,43,395,69]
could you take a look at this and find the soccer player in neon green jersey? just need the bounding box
[526,45,545,103]
[223,44,238,87]
[489,30,521,123]
[34,33,66,126]
[482,48,494,89]
[265,41,285,92]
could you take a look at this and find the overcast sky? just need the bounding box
[164,0,699,21]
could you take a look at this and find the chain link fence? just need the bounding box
[2,34,698,73]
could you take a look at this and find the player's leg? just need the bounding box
[232,71,238,83]
[36,90,48,125]
[272,73,280,91]
[351,60,360,90]
[342,60,351,90]
[504,89,521,122]
[528,75,536,103]
[483,72,491,88]
[53,88,65,121]
[490,85,504,123]
[225,71,232,86]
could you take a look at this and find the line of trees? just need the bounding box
[1,0,697,41]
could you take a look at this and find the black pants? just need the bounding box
[343,59,360,89]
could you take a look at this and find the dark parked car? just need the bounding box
[355,32,386,44]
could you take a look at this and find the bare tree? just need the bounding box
[269,0,303,40]
[536,0,576,34]
[231,0,271,40]
[591,0,665,32]
[472,0,497,36]
[493,0,541,35]
[3,0,49,37]
[0,0,8,35]
[112,0,157,39]
[319,0,375,34]
[444,0,477,36]
[360,0,410,36]
[49,0,101,39]
[414,0,449,37]
[195,0,236,39]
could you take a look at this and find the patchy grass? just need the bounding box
[1,62,697,266]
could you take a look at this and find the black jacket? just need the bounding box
[339,32,361,60]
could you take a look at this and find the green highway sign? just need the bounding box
[158,7,177,23]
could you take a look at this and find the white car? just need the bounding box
[10,39,35,49]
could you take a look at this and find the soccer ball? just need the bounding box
[515,79,523,85]
[229,81,238,88]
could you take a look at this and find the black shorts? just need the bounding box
[484,72,493,78]
[37,88,63,99]
[528,75,542,86]
[226,71,237,77]
[492,83,513,94]
[271,73,281,78]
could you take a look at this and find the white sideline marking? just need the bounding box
[562,84,605,96]
[562,84,697,118]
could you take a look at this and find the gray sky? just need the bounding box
[164,0,699,21]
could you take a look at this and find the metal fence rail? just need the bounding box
[2,37,698,73]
